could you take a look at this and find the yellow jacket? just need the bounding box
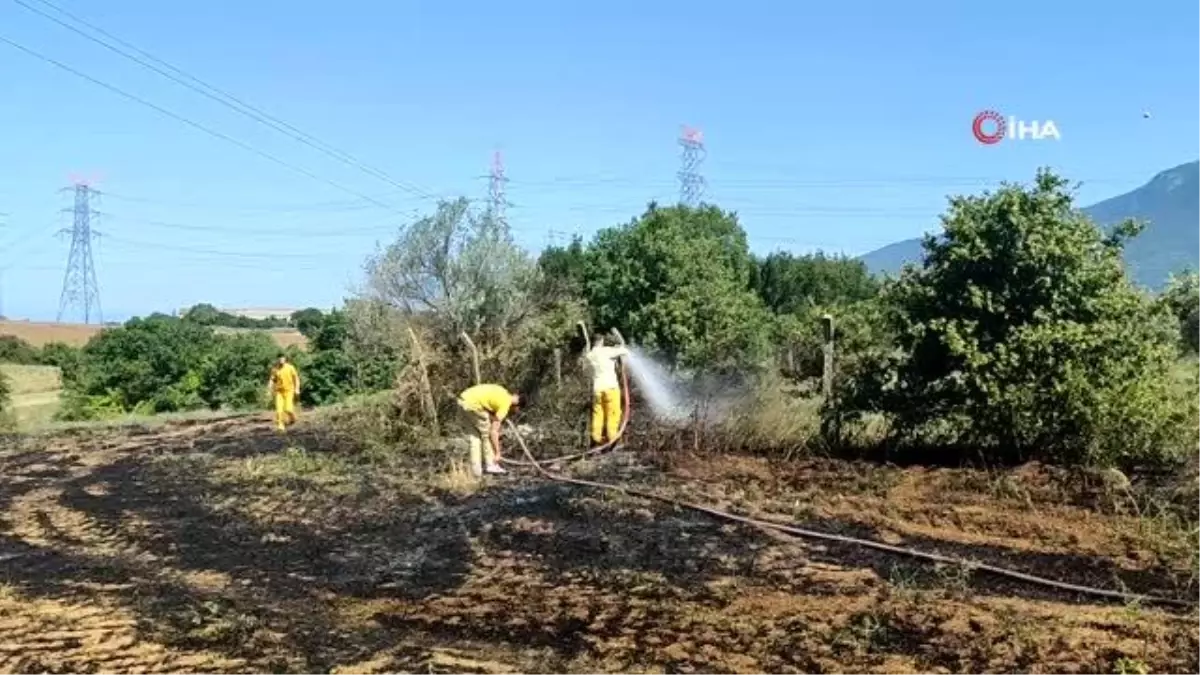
[459,383,514,421]
[272,363,300,394]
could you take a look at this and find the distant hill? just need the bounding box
[859,160,1200,290]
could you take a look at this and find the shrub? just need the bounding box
[827,170,1195,469]
[0,335,39,365]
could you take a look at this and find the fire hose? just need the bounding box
[500,355,633,467]
[501,361,1194,609]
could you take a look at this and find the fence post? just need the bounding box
[553,347,563,386]
[821,313,835,398]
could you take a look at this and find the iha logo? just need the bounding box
[972,110,1061,144]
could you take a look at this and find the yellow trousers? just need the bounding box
[273,391,297,431]
[591,388,623,445]
[457,403,494,476]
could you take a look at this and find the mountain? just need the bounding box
[859,161,1200,290]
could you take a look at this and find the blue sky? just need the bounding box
[1,0,1196,322]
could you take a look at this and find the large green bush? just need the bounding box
[827,170,1195,469]
[580,203,773,371]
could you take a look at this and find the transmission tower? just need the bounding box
[56,182,104,324]
[677,125,707,207]
[487,149,510,228]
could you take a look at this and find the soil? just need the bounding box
[0,415,1196,674]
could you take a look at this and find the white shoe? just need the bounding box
[484,464,507,475]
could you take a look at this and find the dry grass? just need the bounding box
[0,319,306,349]
[2,364,64,429]
[212,326,308,349]
[0,364,61,395]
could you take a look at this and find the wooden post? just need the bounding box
[821,313,835,398]
[553,348,563,386]
[460,332,481,385]
[786,345,795,374]
[407,327,438,432]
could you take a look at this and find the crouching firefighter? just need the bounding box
[584,334,629,449]
[455,383,521,477]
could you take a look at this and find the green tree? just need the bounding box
[197,332,279,410]
[181,303,223,326]
[70,314,216,414]
[537,235,588,298]
[362,197,540,356]
[752,251,879,315]
[1158,270,1199,353]
[582,203,772,370]
[829,170,1194,468]
[291,307,327,337]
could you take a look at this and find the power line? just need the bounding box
[0,33,410,215]
[101,234,340,260]
[11,0,439,200]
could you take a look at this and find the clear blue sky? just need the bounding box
[1,0,1196,322]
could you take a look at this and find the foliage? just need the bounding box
[827,170,1195,469]
[581,203,773,371]
[290,307,327,337]
[181,303,291,329]
[0,367,9,412]
[1158,270,1199,353]
[537,235,588,298]
[776,299,893,382]
[752,251,879,315]
[0,335,39,364]
[36,341,84,386]
[65,314,217,415]
[196,331,278,410]
[362,197,540,356]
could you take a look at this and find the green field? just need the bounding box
[2,363,63,428]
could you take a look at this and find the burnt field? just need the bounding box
[0,413,1196,674]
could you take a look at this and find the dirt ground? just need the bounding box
[0,415,1196,674]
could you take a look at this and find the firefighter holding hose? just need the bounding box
[585,334,629,448]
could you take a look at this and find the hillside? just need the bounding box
[860,161,1200,289]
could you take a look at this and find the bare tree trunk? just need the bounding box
[460,332,481,385]
[553,348,563,386]
[408,327,438,433]
[576,321,590,348]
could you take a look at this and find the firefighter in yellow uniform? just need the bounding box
[584,335,629,447]
[456,383,521,477]
[268,355,301,432]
